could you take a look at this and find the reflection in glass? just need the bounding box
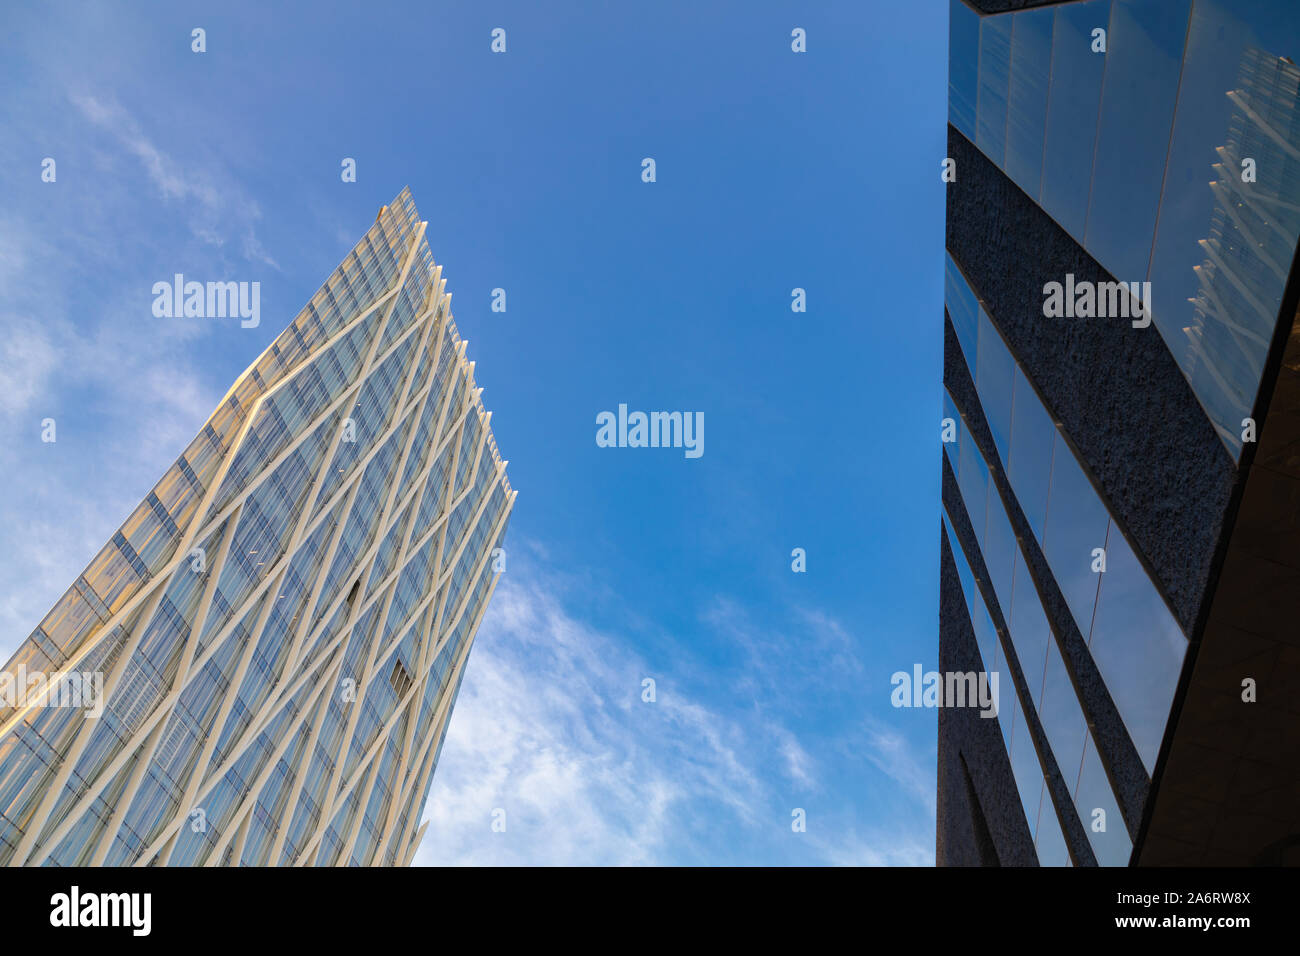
[972,589,1001,681]
[1009,710,1045,841]
[1084,0,1190,284]
[1037,637,1087,797]
[954,398,990,543]
[1034,782,1073,866]
[1041,435,1107,638]
[942,507,976,620]
[1006,367,1056,541]
[1075,736,1133,865]
[976,310,1017,468]
[981,483,1018,617]
[963,0,1300,461]
[1088,520,1188,771]
[949,0,980,141]
[1149,0,1300,457]
[1005,6,1055,199]
[1000,689,1017,762]
[1040,0,1111,238]
[945,253,980,371]
[1008,557,1052,715]
[976,14,1013,166]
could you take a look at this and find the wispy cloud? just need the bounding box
[0,315,60,420]
[415,548,935,866]
[862,716,938,819]
[0,89,278,652]
[417,560,767,865]
[70,93,279,269]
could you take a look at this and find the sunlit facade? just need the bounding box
[0,187,515,866]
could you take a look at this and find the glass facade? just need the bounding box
[938,0,1300,865]
[0,188,515,866]
[950,0,1300,456]
[944,390,1138,866]
[943,254,1186,863]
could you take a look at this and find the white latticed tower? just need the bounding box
[0,187,515,866]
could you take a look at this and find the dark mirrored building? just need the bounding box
[939,0,1300,865]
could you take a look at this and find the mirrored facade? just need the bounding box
[941,0,1300,867]
[0,188,515,866]
[950,0,1300,456]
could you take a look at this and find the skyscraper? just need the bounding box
[0,187,515,866]
[939,0,1300,865]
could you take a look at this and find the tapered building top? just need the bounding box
[0,187,514,866]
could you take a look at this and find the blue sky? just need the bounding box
[0,0,946,864]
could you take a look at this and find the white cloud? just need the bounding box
[774,724,818,791]
[0,316,60,419]
[70,93,279,270]
[0,85,287,655]
[862,717,938,819]
[416,565,763,865]
[415,553,935,866]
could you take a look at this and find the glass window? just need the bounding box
[955,402,990,544]
[1009,707,1045,838]
[1005,6,1055,199]
[1034,782,1073,866]
[1041,0,1111,239]
[1088,521,1188,771]
[971,587,1000,677]
[1085,0,1191,285]
[1075,735,1133,865]
[949,0,980,141]
[942,509,976,619]
[976,309,1016,468]
[1006,367,1056,540]
[981,484,1018,617]
[1037,637,1087,797]
[1041,434,1107,638]
[944,253,980,372]
[976,13,1013,166]
[999,687,1017,759]
[1147,0,1300,458]
[943,383,961,460]
[1007,557,1052,715]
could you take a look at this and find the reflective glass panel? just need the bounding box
[1147,0,1300,457]
[1034,782,1073,866]
[1088,520,1188,771]
[1084,0,1190,284]
[1037,637,1087,796]
[1009,712,1045,839]
[949,0,980,141]
[976,13,1013,165]
[1075,735,1133,865]
[981,483,1019,617]
[1041,0,1111,238]
[945,253,980,371]
[955,403,991,542]
[976,309,1017,467]
[1008,557,1052,712]
[972,588,1001,678]
[1006,366,1057,540]
[1042,435,1107,637]
[1005,6,1055,199]
[942,509,976,620]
